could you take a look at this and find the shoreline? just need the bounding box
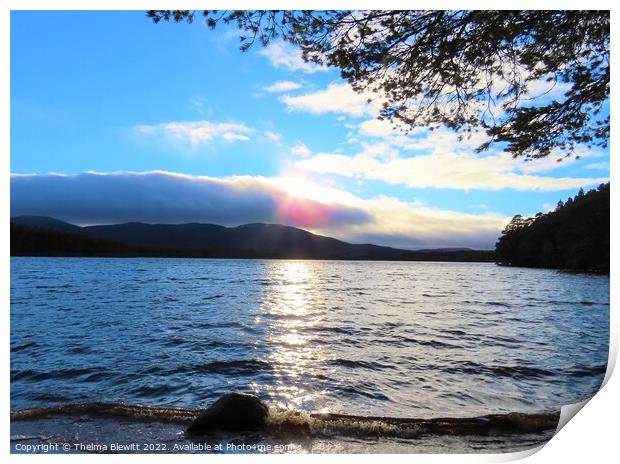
[10,401,560,454]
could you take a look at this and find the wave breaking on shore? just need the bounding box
[11,401,560,439]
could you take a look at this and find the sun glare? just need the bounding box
[259,261,327,410]
[272,175,358,229]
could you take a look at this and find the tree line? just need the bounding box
[495,183,609,272]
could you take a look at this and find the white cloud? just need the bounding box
[191,97,206,110]
[275,78,607,192]
[512,147,606,174]
[523,77,572,100]
[288,120,607,191]
[584,161,610,171]
[280,82,380,118]
[402,127,489,154]
[11,171,509,249]
[355,117,606,175]
[291,143,312,158]
[264,131,282,144]
[295,140,607,191]
[263,80,303,93]
[134,120,252,147]
[358,118,402,138]
[542,203,555,213]
[221,132,250,142]
[356,118,428,147]
[258,42,327,73]
[314,195,508,250]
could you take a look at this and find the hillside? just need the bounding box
[10,216,496,262]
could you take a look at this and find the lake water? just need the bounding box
[10,258,609,453]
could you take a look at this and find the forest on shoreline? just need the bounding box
[495,183,609,273]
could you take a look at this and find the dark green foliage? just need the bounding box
[146,10,609,160]
[495,183,609,272]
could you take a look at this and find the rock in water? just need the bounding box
[186,393,268,434]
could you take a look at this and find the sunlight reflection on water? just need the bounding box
[11,258,609,419]
[257,262,328,412]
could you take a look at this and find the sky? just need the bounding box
[10,11,610,250]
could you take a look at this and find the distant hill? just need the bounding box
[10,222,149,258]
[12,215,83,234]
[495,183,609,272]
[11,216,496,262]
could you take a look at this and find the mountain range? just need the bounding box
[10,216,495,262]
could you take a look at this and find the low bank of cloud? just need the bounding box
[11,171,508,249]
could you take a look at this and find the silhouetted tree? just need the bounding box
[496,183,609,271]
[147,10,609,160]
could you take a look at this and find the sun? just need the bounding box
[271,173,358,229]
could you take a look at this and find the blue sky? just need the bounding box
[10,11,610,249]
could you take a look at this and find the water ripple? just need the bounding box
[10,258,609,420]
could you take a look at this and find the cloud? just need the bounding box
[523,77,572,101]
[542,202,555,213]
[10,171,509,249]
[280,82,380,118]
[263,80,303,93]
[295,140,607,191]
[135,120,252,147]
[314,195,508,250]
[354,118,422,150]
[290,143,312,158]
[584,161,610,171]
[258,42,327,73]
[284,121,607,191]
[513,149,603,174]
[264,131,282,144]
[358,118,405,138]
[10,171,370,230]
[190,97,207,110]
